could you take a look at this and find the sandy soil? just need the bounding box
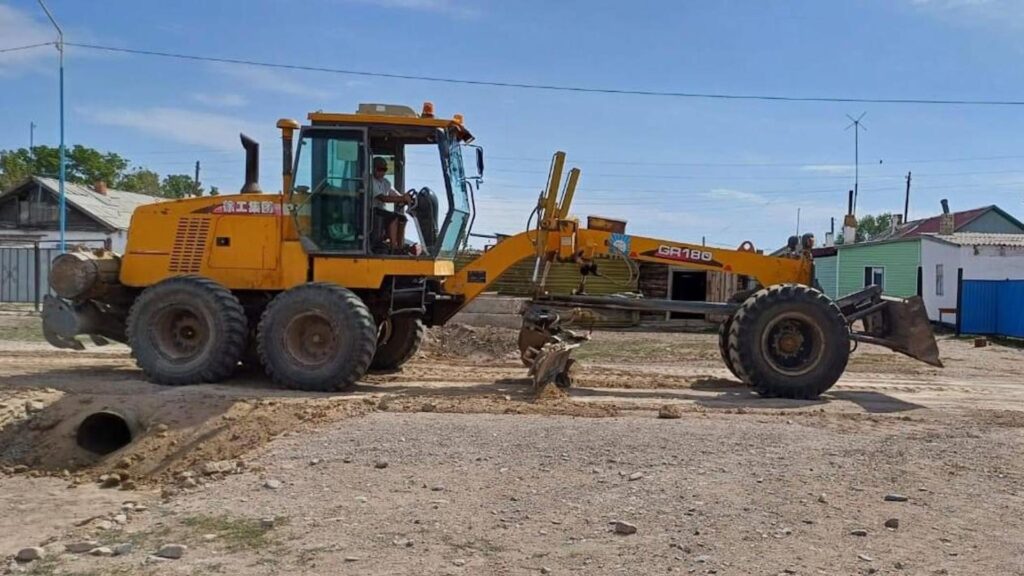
[1,313,1022,575]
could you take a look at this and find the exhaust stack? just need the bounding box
[240,133,262,194]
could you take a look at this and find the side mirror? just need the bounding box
[475,147,484,179]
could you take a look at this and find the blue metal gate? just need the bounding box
[959,279,1024,338]
[0,246,61,308]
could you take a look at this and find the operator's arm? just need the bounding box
[374,179,412,205]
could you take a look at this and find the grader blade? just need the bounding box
[839,287,943,368]
[518,307,588,389]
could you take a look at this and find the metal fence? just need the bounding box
[0,240,106,309]
[958,279,1024,339]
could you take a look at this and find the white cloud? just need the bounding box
[211,64,329,100]
[80,106,268,152]
[800,164,854,174]
[0,4,57,75]
[192,92,248,107]
[706,188,769,204]
[909,0,1024,30]
[341,0,479,18]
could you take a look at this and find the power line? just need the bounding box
[65,42,1024,107]
[0,41,54,54]
[485,153,1024,168]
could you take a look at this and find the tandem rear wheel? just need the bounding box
[370,316,425,371]
[257,283,377,392]
[726,284,850,399]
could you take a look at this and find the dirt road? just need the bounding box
[1,313,1022,574]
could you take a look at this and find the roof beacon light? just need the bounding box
[421,101,435,118]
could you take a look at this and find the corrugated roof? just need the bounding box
[931,232,1024,247]
[32,176,160,230]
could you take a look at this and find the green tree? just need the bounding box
[856,213,895,241]
[1,145,131,190]
[209,186,220,196]
[836,212,897,244]
[68,145,129,185]
[0,147,59,190]
[118,169,162,196]
[161,174,203,198]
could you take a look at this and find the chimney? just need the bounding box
[94,181,108,195]
[842,189,857,244]
[890,214,903,234]
[938,199,954,235]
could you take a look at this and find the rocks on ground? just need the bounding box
[14,547,43,562]
[611,520,637,535]
[156,544,187,559]
[658,404,683,419]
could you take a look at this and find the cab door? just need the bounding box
[289,128,369,254]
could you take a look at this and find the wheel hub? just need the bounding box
[772,323,805,358]
[760,313,823,377]
[153,307,209,361]
[285,312,337,366]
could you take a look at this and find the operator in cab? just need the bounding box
[372,156,413,253]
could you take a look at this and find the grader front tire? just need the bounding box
[718,315,742,381]
[257,283,377,392]
[727,284,849,399]
[126,276,247,385]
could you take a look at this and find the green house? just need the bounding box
[813,205,1024,300]
[813,238,922,300]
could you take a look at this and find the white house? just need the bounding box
[920,233,1024,325]
[0,176,159,252]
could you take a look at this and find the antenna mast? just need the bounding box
[845,112,867,213]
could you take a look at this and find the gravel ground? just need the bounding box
[1,315,1023,575]
[6,411,1021,575]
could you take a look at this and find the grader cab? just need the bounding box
[41,102,941,399]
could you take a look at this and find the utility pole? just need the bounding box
[38,0,66,252]
[845,113,867,214]
[29,122,36,149]
[796,207,801,236]
[903,171,912,223]
[192,161,202,197]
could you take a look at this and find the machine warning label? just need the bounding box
[643,245,723,267]
[194,200,282,215]
[468,270,487,283]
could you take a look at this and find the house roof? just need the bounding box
[882,205,1024,240]
[2,176,160,231]
[928,232,1024,248]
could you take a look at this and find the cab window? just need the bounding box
[291,129,367,252]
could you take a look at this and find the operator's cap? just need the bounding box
[373,157,388,170]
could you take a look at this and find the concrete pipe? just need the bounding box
[76,411,140,455]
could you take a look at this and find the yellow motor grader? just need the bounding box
[41,102,941,399]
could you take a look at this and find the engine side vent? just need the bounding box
[168,217,211,273]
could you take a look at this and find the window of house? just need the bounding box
[935,264,944,296]
[863,266,885,289]
[17,187,59,227]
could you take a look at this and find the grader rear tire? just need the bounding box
[257,283,377,392]
[126,276,247,385]
[370,317,424,371]
[727,284,849,399]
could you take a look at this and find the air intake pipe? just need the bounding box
[240,133,262,194]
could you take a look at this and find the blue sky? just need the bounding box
[2,0,1023,249]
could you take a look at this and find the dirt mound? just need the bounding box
[421,324,520,362]
[0,388,375,485]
